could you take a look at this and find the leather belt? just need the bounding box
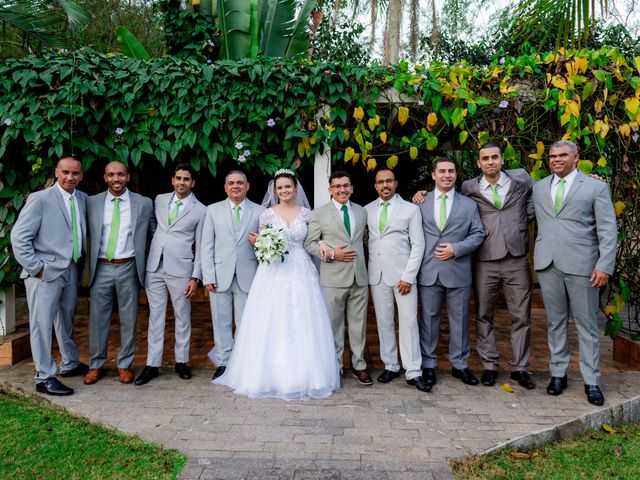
[98,257,135,264]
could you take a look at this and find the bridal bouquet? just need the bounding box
[254,224,289,264]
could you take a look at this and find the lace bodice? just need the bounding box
[259,207,311,251]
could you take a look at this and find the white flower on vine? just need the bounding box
[267,118,276,127]
[498,101,509,109]
[243,149,251,157]
[235,141,244,149]
[3,118,11,126]
[237,154,247,163]
[115,127,124,135]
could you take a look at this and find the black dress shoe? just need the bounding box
[546,376,568,395]
[481,369,498,386]
[377,369,401,383]
[175,362,192,380]
[60,362,90,378]
[452,368,479,385]
[407,376,432,392]
[422,368,437,387]
[511,371,535,390]
[134,366,159,386]
[212,366,226,379]
[584,385,605,406]
[36,378,74,396]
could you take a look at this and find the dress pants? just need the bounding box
[208,276,247,366]
[537,264,602,385]
[88,260,139,369]
[418,280,471,370]
[473,255,532,372]
[145,261,192,366]
[323,282,368,371]
[370,282,421,380]
[24,264,81,382]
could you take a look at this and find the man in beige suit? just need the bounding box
[365,168,429,392]
[305,171,372,386]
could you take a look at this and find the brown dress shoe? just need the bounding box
[83,368,104,385]
[118,368,134,384]
[352,369,373,386]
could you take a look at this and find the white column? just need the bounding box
[0,285,16,336]
[313,106,331,208]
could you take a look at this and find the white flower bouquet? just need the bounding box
[254,224,289,264]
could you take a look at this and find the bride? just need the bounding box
[212,169,340,400]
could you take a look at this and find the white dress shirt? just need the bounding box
[99,189,135,259]
[478,171,511,206]
[169,192,192,217]
[332,198,356,237]
[433,188,455,225]
[550,168,578,204]
[55,182,82,240]
[377,194,398,231]
[228,198,246,225]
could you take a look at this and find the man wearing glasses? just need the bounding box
[365,168,429,392]
[305,171,372,386]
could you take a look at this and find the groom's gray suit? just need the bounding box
[532,170,617,385]
[145,192,206,366]
[417,190,485,370]
[305,200,369,371]
[201,199,263,366]
[11,184,86,382]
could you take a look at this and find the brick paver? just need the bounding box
[1,294,639,479]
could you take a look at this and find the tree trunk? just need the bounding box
[369,0,378,55]
[430,0,439,49]
[383,0,404,65]
[409,0,419,61]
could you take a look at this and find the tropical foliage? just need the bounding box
[1,47,638,334]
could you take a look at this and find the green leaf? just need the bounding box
[115,27,150,61]
[517,118,525,130]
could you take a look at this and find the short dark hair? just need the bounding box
[374,167,395,180]
[173,162,196,177]
[431,157,456,172]
[329,170,352,184]
[479,142,502,153]
[225,169,248,182]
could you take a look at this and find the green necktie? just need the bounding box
[554,178,566,213]
[105,197,121,261]
[490,184,502,209]
[168,199,182,225]
[438,194,448,231]
[233,204,241,226]
[69,195,80,263]
[379,201,389,233]
[341,204,351,237]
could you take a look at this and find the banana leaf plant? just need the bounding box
[217,0,316,60]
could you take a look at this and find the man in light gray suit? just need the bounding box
[305,171,372,386]
[11,157,89,395]
[533,140,617,405]
[416,158,485,387]
[461,143,536,390]
[83,161,154,385]
[201,170,263,379]
[365,168,429,392]
[135,163,206,385]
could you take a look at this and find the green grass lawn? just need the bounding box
[0,386,187,479]
[452,421,640,479]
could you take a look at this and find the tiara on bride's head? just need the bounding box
[274,168,295,177]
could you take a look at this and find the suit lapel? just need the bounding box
[559,172,584,213]
[446,192,460,230]
[53,187,71,226]
[330,203,350,239]
[425,192,437,231]
[159,194,170,227]
[130,193,139,232]
[382,196,401,234]
[236,200,252,243]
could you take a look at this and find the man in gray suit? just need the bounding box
[11,157,89,395]
[135,163,206,385]
[365,168,429,392]
[83,161,153,385]
[461,143,536,389]
[533,140,617,405]
[305,171,372,386]
[201,170,263,379]
[416,158,485,387]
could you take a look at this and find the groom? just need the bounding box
[305,171,372,386]
[201,170,263,379]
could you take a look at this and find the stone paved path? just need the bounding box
[1,365,639,479]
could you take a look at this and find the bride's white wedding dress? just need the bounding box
[213,207,340,400]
